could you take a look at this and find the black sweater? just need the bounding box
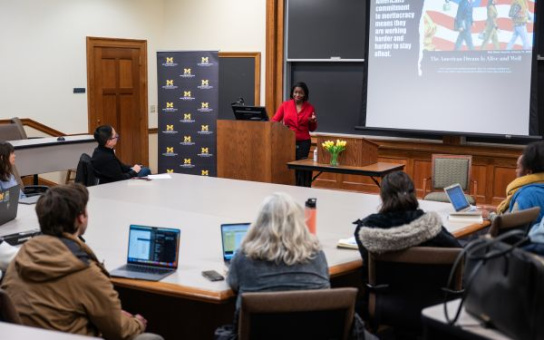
[91,146,136,184]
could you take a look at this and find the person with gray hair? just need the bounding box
[227,192,330,310]
[218,192,376,340]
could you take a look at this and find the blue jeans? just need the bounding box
[507,25,530,50]
[137,166,152,177]
[455,29,474,50]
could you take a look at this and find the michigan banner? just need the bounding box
[157,51,218,177]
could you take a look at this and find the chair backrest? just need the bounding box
[0,122,25,141]
[238,288,357,340]
[0,289,22,324]
[489,207,541,237]
[367,247,463,333]
[10,117,27,139]
[431,154,472,191]
[75,153,99,187]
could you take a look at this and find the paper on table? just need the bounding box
[447,213,484,224]
[337,236,358,250]
[147,174,172,179]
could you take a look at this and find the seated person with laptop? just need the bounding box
[219,192,377,340]
[0,141,24,198]
[0,141,45,204]
[1,183,161,340]
[91,125,151,184]
[484,141,544,254]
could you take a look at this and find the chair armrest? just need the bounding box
[366,283,390,292]
[469,179,478,204]
[422,176,432,197]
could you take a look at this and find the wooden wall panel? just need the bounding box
[492,166,517,204]
[310,136,521,206]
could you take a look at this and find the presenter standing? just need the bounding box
[272,82,317,187]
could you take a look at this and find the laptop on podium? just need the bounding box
[110,225,181,281]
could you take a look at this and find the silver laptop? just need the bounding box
[110,225,180,281]
[0,185,20,226]
[444,183,477,213]
[221,223,250,266]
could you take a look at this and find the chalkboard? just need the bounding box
[290,62,365,134]
[287,0,367,59]
[218,53,260,120]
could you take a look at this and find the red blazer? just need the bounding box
[272,99,317,141]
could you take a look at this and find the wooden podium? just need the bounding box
[316,136,378,167]
[217,120,295,185]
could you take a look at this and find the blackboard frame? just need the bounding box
[218,52,261,120]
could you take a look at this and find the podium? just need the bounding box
[316,136,378,167]
[217,120,295,185]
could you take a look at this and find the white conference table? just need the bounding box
[9,135,95,176]
[1,322,101,340]
[422,300,511,339]
[2,173,485,303]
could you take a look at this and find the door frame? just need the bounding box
[86,36,149,163]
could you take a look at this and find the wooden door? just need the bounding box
[87,37,148,165]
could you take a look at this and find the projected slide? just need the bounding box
[366,0,535,136]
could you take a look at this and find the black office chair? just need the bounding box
[12,165,49,197]
[238,288,358,340]
[489,207,541,238]
[366,247,463,337]
[75,153,99,187]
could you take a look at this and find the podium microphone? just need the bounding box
[231,97,245,106]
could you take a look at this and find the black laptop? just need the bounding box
[0,185,20,226]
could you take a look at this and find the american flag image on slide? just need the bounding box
[421,0,535,51]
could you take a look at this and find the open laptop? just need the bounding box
[444,183,477,213]
[221,223,250,266]
[110,225,180,281]
[0,185,20,226]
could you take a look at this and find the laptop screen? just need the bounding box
[126,225,180,268]
[0,185,20,227]
[221,223,250,262]
[444,184,470,212]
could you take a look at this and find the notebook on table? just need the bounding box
[110,225,181,281]
[0,185,20,226]
[221,223,250,266]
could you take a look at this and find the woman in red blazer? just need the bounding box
[272,82,317,187]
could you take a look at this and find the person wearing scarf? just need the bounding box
[491,141,544,225]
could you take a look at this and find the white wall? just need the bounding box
[0,0,164,133]
[0,0,266,134]
[161,0,267,110]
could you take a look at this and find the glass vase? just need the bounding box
[330,152,339,166]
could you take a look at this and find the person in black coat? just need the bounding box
[354,171,461,282]
[91,125,151,184]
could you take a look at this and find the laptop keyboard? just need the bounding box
[125,264,172,275]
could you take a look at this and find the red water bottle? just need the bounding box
[305,198,317,234]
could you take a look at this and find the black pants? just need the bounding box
[295,140,312,187]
